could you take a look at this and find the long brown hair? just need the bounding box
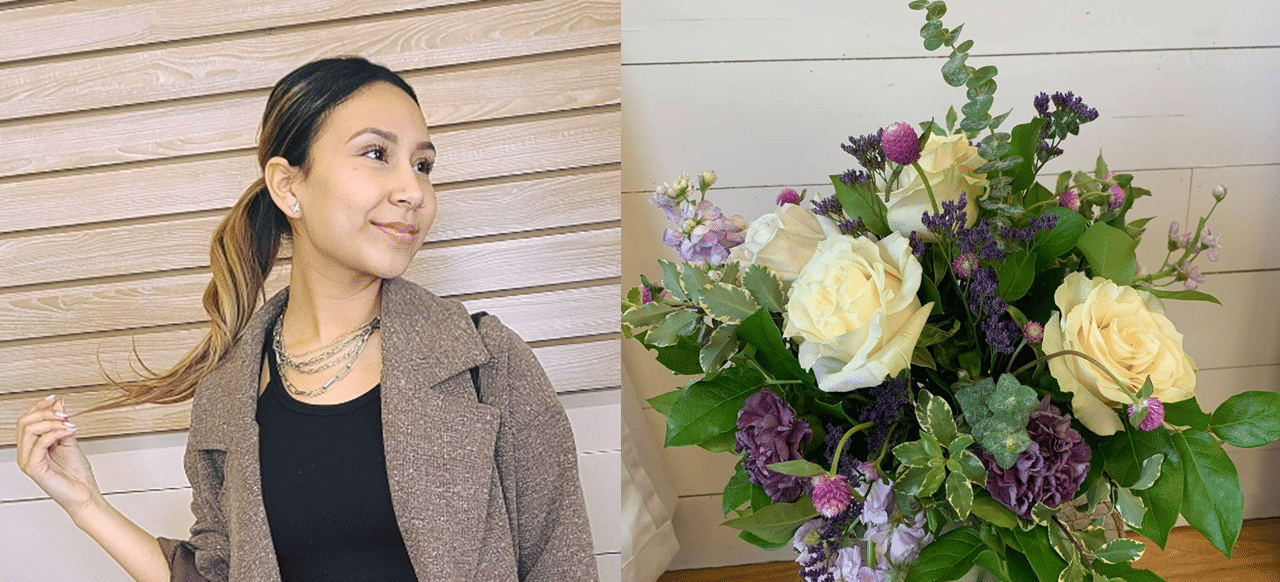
[84,57,419,414]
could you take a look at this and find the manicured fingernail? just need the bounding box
[63,421,77,431]
[44,394,55,401]
[55,411,68,419]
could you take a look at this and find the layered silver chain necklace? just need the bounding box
[272,315,381,398]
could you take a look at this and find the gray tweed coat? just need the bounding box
[156,277,599,581]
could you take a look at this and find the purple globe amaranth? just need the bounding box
[1022,321,1044,343]
[811,474,853,518]
[1128,397,1166,431]
[980,397,1091,519]
[735,389,813,503]
[777,188,802,206]
[880,122,921,165]
[1059,189,1080,211]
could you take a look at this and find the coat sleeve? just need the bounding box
[481,318,599,582]
[154,429,232,581]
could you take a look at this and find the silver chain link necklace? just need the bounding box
[272,315,381,398]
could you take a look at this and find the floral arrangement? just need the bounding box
[622,3,1280,582]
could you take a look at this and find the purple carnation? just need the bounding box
[881,122,921,165]
[980,397,1091,519]
[736,389,813,503]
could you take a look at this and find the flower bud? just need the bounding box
[1212,183,1228,201]
[1128,397,1165,431]
[698,171,717,192]
[811,473,852,518]
[776,188,801,206]
[1022,321,1045,343]
[1058,189,1080,211]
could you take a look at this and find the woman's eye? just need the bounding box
[362,146,387,162]
[415,159,433,174]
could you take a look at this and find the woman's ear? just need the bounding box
[264,156,303,218]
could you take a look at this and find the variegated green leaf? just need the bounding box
[1048,522,1077,562]
[718,261,741,286]
[1031,502,1057,526]
[1057,557,1086,582]
[1093,538,1146,564]
[622,302,678,328]
[956,450,987,484]
[1130,453,1164,491]
[947,433,975,457]
[699,324,738,372]
[919,466,947,497]
[696,283,759,324]
[894,440,934,468]
[766,459,827,478]
[1078,525,1107,552]
[681,264,714,303]
[743,264,786,313]
[946,470,973,519]
[1087,476,1111,509]
[1114,486,1146,529]
[895,465,932,495]
[646,310,699,347]
[912,345,937,369]
[659,259,686,301]
[920,432,944,460]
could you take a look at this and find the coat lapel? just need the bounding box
[208,278,497,582]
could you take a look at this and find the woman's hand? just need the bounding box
[15,395,103,519]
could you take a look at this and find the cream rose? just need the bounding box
[729,203,842,282]
[1042,272,1198,435]
[783,233,934,392]
[886,133,986,240]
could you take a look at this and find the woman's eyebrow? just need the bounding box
[348,127,435,153]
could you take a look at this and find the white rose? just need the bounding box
[885,133,986,240]
[783,233,934,392]
[1042,272,1198,435]
[729,203,841,282]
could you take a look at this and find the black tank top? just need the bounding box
[256,327,419,582]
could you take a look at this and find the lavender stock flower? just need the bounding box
[736,389,813,503]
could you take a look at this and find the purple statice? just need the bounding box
[811,194,844,218]
[980,397,1091,519]
[907,231,925,259]
[880,122,921,165]
[812,474,853,518]
[838,218,866,236]
[981,310,1022,354]
[1050,91,1100,122]
[842,128,886,173]
[660,200,746,266]
[920,192,969,240]
[1022,321,1045,343]
[1034,91,1099,164]
[1128,397,1166,432]
[778,188,802,206]
[1105,173,1127,210]
[956,219,1005,262]
[965,267,1020,354]
[798,520,845,582]
[841,168,873,187]
[858,377,910,460]
[736,389,813,503]
[952,251,978,279]
[999,214,1056,244]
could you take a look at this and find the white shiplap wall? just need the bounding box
[621,0,1280,571]
[0,0,620,579]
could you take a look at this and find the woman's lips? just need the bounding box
[373,221,419,244]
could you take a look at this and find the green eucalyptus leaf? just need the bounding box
[925,0,946,20]
[962,95,994,119]
[742,264,786,313]
[921,19,944,38]
[908,0,929,9]
[1210,390,1280,448]
[989,108,1013,130]
[942,51,970,87]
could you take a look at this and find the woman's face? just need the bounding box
[281,81,437,282]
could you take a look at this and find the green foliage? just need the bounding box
[1033,207,1087,259]
[1210,390,1280,447]
[664,366,762,447]
[832,174,892,236]
[646,309,699,347]
[699,323,738,373]
[1162,396,1212,430]
[737,308,815,387]
[742,264,786,313]
[904,525,985,582]
[1141,287,1222,305]
[766,459,827,478]
[1075,222,1137,285]
[696,282,759,324]
[720,497,818,546]
[1174,429,1244,557]
[970,492,1019,529]
[1011,526,1068,582]
[1100,422,1183,548]
[1092,538,1146,565]
[954,375,1038,469]
[995,250,1037,302]
[647,389,680,416]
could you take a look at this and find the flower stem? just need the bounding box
[1011,349,1135,401]
[829,420,877,477]
[1051,515,1091,566]
[746,358,804,385]
[912,161,941,214]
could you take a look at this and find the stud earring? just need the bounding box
[290,201,301,215]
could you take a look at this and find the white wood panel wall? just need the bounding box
[0,0,620,579]
[621,0,1280,571]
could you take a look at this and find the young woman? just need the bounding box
[13,58,598,582]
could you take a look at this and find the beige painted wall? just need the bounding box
[0,0,621,579]
[621,0,1280,570]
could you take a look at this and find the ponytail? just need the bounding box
[85,181,288,413]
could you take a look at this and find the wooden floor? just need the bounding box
[657,518,1280,582]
